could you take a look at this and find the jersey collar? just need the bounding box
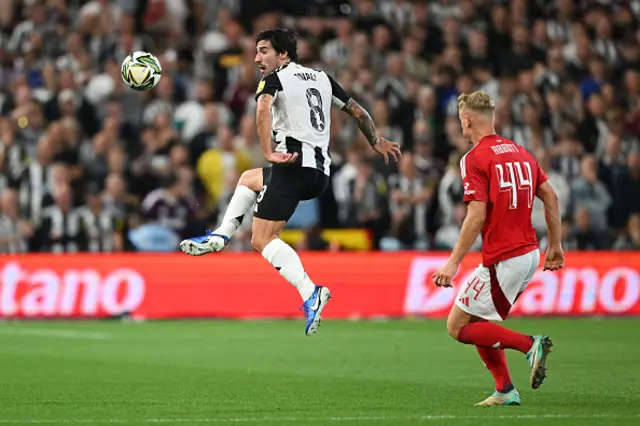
[479,134,498,144]
[276,62,294,72]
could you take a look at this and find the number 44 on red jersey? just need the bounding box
[460,134,549,267]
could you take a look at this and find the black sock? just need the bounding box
[499,383,515,394]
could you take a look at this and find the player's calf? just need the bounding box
[250,233,275,253]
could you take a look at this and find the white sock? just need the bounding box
[261,238,316,300]
[214,185,257,238]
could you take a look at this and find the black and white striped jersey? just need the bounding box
[12,161,53,225]
[254,62,351,176]
[0,215,28,254]
[77,206,124,253]
[0,141,27,190]
[34,205,86,253]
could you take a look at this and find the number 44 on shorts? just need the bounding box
[255,185,267,212]
[459,277,486,307]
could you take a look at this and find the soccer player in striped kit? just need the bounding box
[181,29,402,336]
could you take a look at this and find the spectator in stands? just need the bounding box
[340,156,389,249]
[190,102,224,166]
[402,34,429,82]
[0,117,22,190]
[141,171,195,240]
[78,185,124,253]
[387,153,433,248]
[321,17,352,71]
[435,202,482,252]
[196,125,252,211]
[616,151,640,227]
[0,188,31,253]
[532,151,571,236]
[600,134,632,230]
[233,115,264,168]
[375,53,407,116]
[173,80,213,142]
[371,98,403,150]
[581,55,607,102]
[613,214,640,250]
[579,92,607,154]
[574,206,607,251]
[211,18,245,102]
[572,154,612,233]
[33,183,85,252]
[80,131,112,188]
[551,124,583,182]
[438,152,463,226]
[102,172,136,219]
[12,136,56,224]
[540,216,579,252]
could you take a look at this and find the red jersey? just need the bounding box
[461,134,548,266]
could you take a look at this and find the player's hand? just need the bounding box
[373,137,402,165]
[432,261,459,288]
[543,245,565,271]
[266,152,298,164]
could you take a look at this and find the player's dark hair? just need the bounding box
[255,28,298,62]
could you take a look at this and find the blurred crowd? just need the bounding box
[1,0,640,254]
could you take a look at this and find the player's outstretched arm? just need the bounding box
[536,181,564,271]
[341,99,402,164]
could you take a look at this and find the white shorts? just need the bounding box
[455,249,540,321]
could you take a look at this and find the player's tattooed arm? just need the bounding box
[342,99,379,147]
[342,98,402,164]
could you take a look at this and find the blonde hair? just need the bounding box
[458,91,495,115]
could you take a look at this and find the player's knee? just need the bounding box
[446,312,469,341]
[238,169,262,192]
[446,321,463,341]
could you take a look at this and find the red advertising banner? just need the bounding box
[0,252,639,319]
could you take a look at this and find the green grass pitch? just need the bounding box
[1,318,639,425]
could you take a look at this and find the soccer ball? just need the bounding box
[121,51,162,91]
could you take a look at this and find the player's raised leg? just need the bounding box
[251,216,330,336]
[180,168,262,256]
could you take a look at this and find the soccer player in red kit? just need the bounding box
[433,91,565,406]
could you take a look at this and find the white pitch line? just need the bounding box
[0,326,111,340]
[0,414,639,424]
